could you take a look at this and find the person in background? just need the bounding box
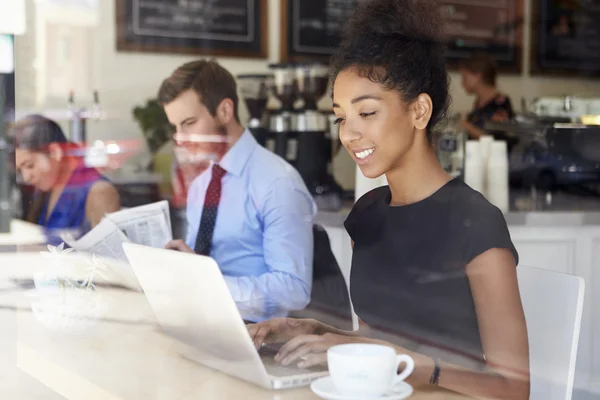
[249,0,530,398]
[11,114,120,239]
[160,60,316,322]
[459,53,515,144]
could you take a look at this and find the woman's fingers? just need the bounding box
[297,353,327,368]
[247,323,258,337]
[251,325,271,349]
[275,334,319,362]
[277,335,329,365]
[491,110,509,122]
[281,342,329,366]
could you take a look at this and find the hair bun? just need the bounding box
[330,0,450,141]
[342,0,444,44]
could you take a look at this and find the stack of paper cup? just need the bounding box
[479,136,493,161]
[479,135,493,193]
[354,165,388,202]
[486,141,509,213]
[464,140,484,193]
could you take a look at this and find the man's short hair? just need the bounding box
[158,59,240,122]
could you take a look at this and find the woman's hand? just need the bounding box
[459,118,470,130]
[275,333,360,368]
[460,119,487,139]
[277,333,436,385]
[270,330,436,386]
[490,109,509,122]
[247,318,320,350]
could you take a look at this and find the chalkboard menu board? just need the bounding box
[440,0,524,71]
[532,0,600,76]
[116,0,268,58]
[280,0,365,62]
[281,0,524,70]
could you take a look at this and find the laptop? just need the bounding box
[122,242,328,390]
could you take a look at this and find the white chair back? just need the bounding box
[518,266,585,400]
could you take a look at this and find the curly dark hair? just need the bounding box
[331,0,450,142]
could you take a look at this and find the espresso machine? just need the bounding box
[237,63,343,210]
[237,74,272,148]
[436,114,466,180]
[294,63,342,210]
[268,63,298,163]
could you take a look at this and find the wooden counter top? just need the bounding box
[0,252,469,400]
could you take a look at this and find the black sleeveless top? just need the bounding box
[344,179,518,363]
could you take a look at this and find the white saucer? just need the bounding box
[310,376,414,400]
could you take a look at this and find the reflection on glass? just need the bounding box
[11,115,121,243]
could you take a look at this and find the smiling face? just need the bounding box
[333,67,426,179]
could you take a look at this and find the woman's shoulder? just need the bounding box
[445,181,518,264]
[446,180,505,224]
[88,180,118,195]
[85,180,121,226]
[493,93,513,108]
[343,186,388,240]
[69,166,105,187]
[353,186,389,212]
[495,93,509,102]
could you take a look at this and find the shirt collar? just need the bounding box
[218,129,257,177]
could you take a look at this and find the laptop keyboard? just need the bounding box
[259,346,328,377]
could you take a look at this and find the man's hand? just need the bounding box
[165,239,195,253]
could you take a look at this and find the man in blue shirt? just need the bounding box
[160,60,316,322]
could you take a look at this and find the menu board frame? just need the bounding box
[116,0,269,59]
[530,0,600,77]
[280,0,525,72]
[280,0,362,63]
[441,0,525,73]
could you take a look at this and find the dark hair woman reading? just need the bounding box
[12,115,120,239]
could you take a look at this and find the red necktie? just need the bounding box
[194,164,226,256]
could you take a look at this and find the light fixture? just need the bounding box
[0,0,26,36]
[0,0,26,232]
[0,0,26,73]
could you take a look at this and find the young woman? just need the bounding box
[12,115,120,237]
[248,0,530,398]
[459,53,515,141]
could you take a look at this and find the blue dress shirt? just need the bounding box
[186,130,316,321]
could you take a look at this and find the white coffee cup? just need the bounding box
[327,344,415,397]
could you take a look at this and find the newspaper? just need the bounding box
[105,200,172,248]
[60,201,173,262]
[61,218,130,262]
